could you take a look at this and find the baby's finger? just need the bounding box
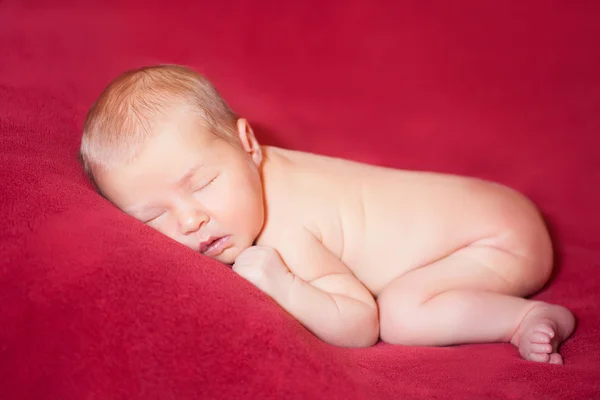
[231,262,248,272]
[232,262,257,276]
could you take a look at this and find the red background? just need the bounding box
[1,1,599,398]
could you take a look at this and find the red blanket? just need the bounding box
[2,1,599,398]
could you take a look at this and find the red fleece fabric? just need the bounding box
[1,1,599,399]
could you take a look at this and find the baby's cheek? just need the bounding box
[150,219,175,238]
[146,219,163,232]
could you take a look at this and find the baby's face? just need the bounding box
[94,111,265,264]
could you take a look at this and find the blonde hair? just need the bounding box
[80,64,238,177]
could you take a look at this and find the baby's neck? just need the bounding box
[255,146,286,244]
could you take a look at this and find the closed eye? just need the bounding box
[143,211,165,224]
[192,175,218,192]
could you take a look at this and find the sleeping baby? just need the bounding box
[80,65,575,364]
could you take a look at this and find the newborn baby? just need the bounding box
[80,65,575,363]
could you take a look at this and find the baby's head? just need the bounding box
[81,65,265,263]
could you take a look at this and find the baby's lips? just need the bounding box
[199,236,231,257]
[199,237,216,253]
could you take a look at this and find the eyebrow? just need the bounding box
[176,164,204,186]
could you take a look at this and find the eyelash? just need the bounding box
[193,175,218,192]
[143,212,164,224]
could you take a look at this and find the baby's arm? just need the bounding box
[233,232,379,348]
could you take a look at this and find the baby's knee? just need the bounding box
[515,195,553,268]
[522,243,553,293]
[485,191,555,292]
[468,239,552,296]
[516,212,554,286]
[505,228,554,294]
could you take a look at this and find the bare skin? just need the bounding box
[255,146,575,362]
[94,112,575,363]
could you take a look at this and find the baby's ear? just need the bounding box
[237,118,262,166]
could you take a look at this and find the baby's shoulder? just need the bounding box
[256,215,321,252]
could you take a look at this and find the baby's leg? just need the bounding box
[377,244,575,364]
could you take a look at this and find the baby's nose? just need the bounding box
[177,208,207,234]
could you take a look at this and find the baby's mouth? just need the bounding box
[199,236,231,257]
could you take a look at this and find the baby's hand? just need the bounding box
[232,245,293,297]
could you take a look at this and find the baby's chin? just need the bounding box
[207,246,242,266]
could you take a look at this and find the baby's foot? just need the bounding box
[510,303,575,364]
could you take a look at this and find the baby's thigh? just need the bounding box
[377,243,551,308]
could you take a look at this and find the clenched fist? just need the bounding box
[232,245,293,297]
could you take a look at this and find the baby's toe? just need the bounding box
[549,353,563,365]
[527,351,551,363]
[529,343,553,354]
[533,323,555,338]
[530,332,551,344]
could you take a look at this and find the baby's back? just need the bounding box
[259,146,537,295]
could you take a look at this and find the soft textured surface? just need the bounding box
[1,1,599,399]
